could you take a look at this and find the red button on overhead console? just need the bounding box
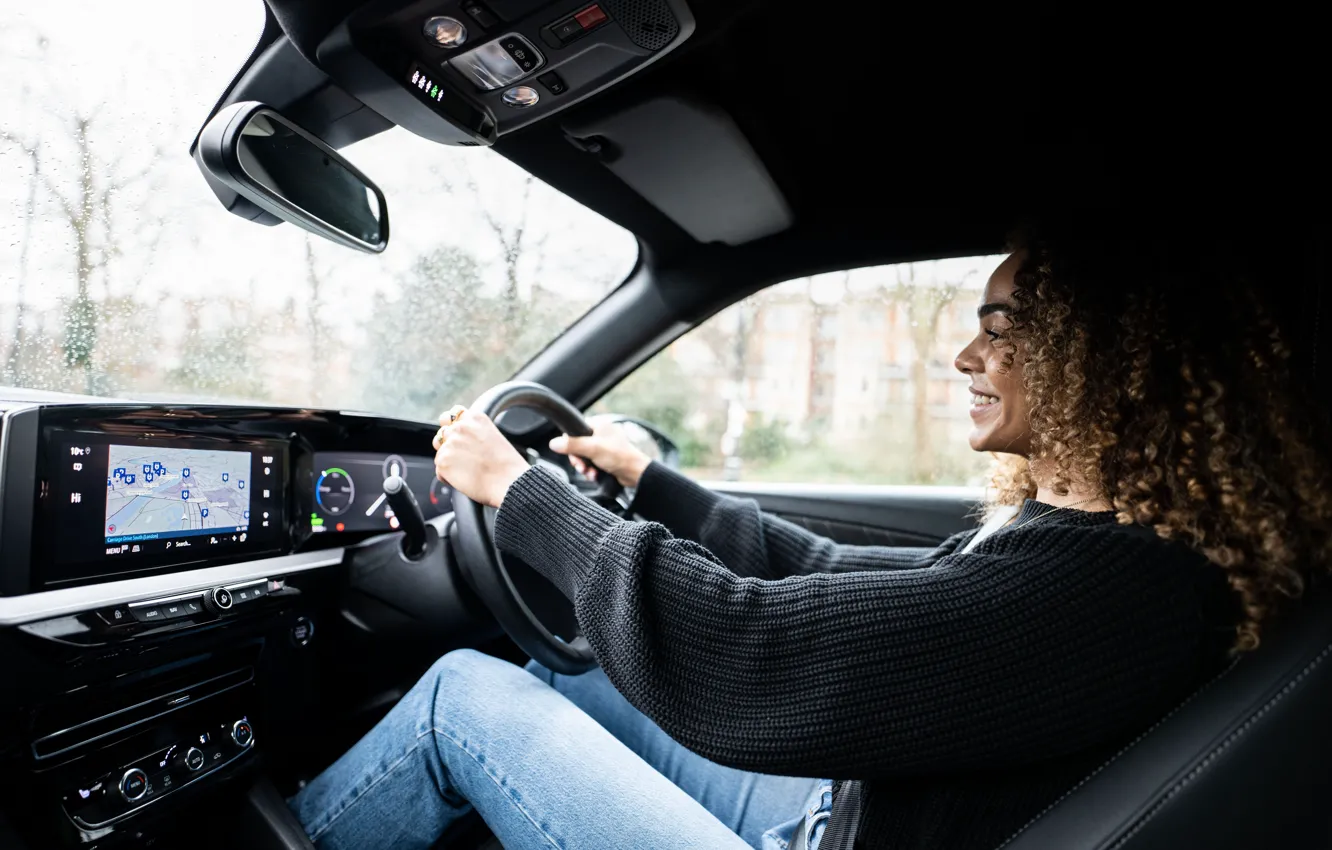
[575,5,607,28]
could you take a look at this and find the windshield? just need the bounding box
[0,1,638,421]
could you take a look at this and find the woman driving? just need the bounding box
[288,223,1331,850]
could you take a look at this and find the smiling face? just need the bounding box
[954,252,1032,456]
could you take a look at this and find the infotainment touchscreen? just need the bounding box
[40,434,287,586]
[104,445,253,545]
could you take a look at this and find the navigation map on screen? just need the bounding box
[104,446,252,543]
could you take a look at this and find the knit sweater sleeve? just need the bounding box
[628,461,967,579]
[495,466,1212,779]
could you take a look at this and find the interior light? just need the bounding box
[502,86,540,108]
[448,35,543,91]
[423,16,468,48]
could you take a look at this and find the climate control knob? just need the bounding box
[176,746,206,772]
[119,767,148,802]
[231,719,254,748]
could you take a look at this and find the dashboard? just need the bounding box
[0,400,496,848]
[0,403,451,602]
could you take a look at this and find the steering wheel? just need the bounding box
[450,381,620,675]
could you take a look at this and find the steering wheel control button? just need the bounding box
[231,720,254,748]
[538,72,568,95]
[183,747,205,771]
[119,768,148,802]
[291,616,314,647]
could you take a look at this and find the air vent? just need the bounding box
[603,0,679,51]
[458,141,481,146]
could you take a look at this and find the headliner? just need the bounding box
[241,1,1326,285]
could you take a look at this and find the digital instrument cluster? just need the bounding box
[309,451,449,534]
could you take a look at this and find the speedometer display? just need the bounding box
[315,468,355,515]
[309,452,446,532]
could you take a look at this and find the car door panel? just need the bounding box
[704,482,983,548]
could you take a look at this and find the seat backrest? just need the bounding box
[1000,585,1332,849]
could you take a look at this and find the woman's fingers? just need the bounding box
[439,404,467,427]
[433,405,468,450]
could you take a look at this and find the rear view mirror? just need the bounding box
[197,102,388,253]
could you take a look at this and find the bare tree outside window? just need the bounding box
[0,2,637,420]
[600,259,1000,486]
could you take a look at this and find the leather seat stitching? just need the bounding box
[992,657,1242,848]
[1106,640,1332,849]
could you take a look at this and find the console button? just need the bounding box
[206,587,233,612]
[500,36,541,72]
[184,747,205,771]
[538,71,568,95]
[130,606,164,623]
[119,768,148,802]
[575,5,608,28]
[231,720,254,748]
[231,583,267,604]
[291,616,315,647]
[98,605,131,626]
[551,18,582,42]
[161,602,186,618]
[183,599,203,615]
[462,1,498,28]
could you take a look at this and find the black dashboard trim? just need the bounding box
[0,406,39,595]
[0,549,344,627]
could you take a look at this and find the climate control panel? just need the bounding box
[61,714,256,830]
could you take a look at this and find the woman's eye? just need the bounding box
[984,329,1003,341]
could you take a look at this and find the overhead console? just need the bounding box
[315,0,695,146]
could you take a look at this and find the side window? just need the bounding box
[596,257,1004,485]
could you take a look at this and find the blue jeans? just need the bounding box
[289,649,830,850]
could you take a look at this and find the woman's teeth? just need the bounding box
[971,393,999,406]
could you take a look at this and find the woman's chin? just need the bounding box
[968,429,992,452]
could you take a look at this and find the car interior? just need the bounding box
[0,1,1329,848]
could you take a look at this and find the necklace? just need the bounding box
[1013,497,1101,529]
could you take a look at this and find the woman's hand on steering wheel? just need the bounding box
[549,419,652,489]
[433,407,530,508]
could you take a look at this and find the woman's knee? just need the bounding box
[417,649,533,724]
[425,648,524,689]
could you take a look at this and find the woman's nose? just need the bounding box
[955,344,978,375]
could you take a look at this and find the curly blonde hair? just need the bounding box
[988,222,1332,652]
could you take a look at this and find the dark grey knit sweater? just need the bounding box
[493,461,1238,850]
